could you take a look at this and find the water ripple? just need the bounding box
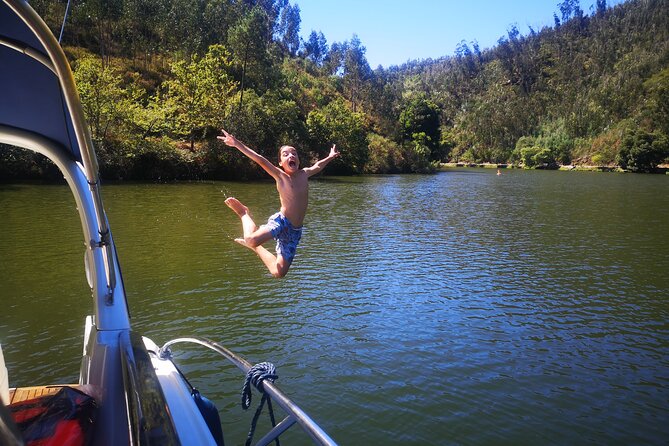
[2,172,669,444]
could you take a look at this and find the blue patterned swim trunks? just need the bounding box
[262,212,303,263]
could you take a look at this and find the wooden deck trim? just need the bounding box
[8,385,77,404]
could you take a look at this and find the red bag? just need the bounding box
[9,387,97,446]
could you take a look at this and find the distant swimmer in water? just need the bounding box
[218,129,340,278]
[497,169,501,176]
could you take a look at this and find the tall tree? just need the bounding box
[162,45,237,149]
[74,56,139,141]
[306,98,368,174]
[323,41,346,76]
[399,95,441,160]
[163,0,206,56]
[278,3,301,56]
[559,0,583,22]
[201,0,240,51]
[596,0,607,16]
[227,6,272,108]
[342,35,372,112]
[121,0,166,62]
[75,0,124,63]
[302,30,328,66]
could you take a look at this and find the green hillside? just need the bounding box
[2,0,667,180]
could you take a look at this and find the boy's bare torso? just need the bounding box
[276,169,309,227]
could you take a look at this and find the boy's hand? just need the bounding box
[329,144,340,159]
[217,129,237,147]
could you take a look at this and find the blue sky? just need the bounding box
[296,0,627,68]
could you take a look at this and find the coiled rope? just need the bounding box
[242,362,279,446]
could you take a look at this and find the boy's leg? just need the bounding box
[225,197,273,247]
[226,197,289,277]
[251,246,290,278]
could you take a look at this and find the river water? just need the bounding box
[1,169,668,445]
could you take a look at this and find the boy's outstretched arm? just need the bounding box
[304,144,340,177]
[217,129,282,178]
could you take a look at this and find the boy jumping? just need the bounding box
[218,129,340,278]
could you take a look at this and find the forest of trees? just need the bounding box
[2,0,668,180]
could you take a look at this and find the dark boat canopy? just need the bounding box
[1,0,92,170]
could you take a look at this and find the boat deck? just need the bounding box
[8,385,74,404]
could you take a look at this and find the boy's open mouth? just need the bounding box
[288,160,297,168]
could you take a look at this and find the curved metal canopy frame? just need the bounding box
[0,0,126,328]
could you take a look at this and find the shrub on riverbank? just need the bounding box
[616,129,669,173]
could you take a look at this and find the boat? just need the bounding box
[0,1,337,444]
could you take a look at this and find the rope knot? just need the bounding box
[242,362,278,410]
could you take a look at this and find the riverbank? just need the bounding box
[439,162,669,174]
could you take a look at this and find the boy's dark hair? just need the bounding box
[278,145,296,160]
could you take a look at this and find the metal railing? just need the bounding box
[159,337,338,446]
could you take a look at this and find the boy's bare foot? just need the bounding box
[225,197,249,217]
